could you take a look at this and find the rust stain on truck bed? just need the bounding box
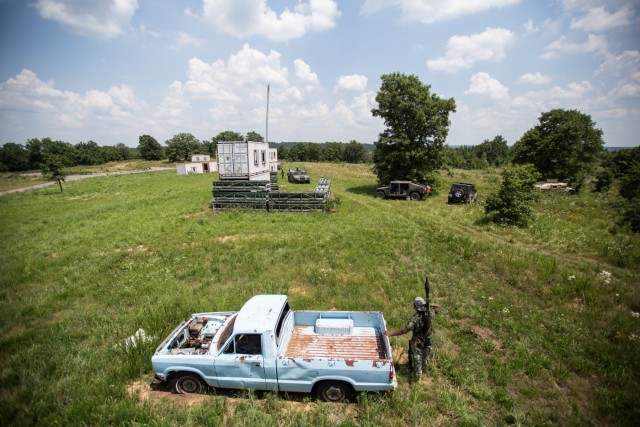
[284,326,386,360]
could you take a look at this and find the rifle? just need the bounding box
[425,276,440,315]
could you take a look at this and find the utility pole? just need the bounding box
[265,84,270,144]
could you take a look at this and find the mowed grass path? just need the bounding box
[0,163,638,426]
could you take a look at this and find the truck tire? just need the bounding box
[315,381,354,403]
[376,190,386,199]
[171,372,206,394]
[409,192,421,201]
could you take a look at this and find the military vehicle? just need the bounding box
[447,183,478,203]
[376,181,430,200]
[287,168,310,184]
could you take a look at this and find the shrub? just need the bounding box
[484,164,541,226]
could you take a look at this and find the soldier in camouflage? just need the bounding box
[385,296,436,381]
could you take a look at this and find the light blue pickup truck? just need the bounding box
[152,294,397,402]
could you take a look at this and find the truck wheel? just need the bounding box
[453,189,463,199]
[409,192,421,201]
[376,191,386,199]
[315,381,353,403]
[172,373,205,394]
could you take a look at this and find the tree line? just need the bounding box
[0,132,372,172]
[0,138,134,172]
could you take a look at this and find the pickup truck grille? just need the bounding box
[285,326,387,360]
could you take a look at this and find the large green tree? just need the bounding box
[165,133,202,162]
[371,72,456,184]
[246,131,264,142]
[213,131,244,142]
[137,135,164,161]
[511,109,604,189]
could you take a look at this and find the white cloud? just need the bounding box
[0,69,146,136]
[151,82,191,130]
[201,0,341,42]
[294,59,320,91]
[542,33,609,59]
[335,74,368,92]
[516,72,552,85]
[427,28,515,73]
[465,72,510,100]
[523,19,538,35]
[182,44,289,102]
[361,0,520,24]
[35,0,138,39]
[169,32,205,50]
[512,81,594,110]
[598,50,640,100]
[570,5,633,32]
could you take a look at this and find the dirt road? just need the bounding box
[0,167,173,197]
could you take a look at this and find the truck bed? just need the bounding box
[284,325,386,360]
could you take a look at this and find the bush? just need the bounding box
[485,164,541,226]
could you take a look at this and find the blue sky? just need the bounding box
[0,0,638,148]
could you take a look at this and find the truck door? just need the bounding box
[214,333,267,390]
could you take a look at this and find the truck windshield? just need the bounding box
[275,301,291,346]
[217,314,237,350]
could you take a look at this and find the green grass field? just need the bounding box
[1,162,638,426]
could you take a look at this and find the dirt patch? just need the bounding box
[392,344,409,364]
[471,326,503,350]
[289,287,307,296]
[508,373,599,424]
[127,374,358,421]
[127,377,212,407]
[1,323,27,339]
[217,235,239,243]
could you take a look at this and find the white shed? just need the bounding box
[176,154,218,175]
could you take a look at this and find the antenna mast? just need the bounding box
[265,84,270,144]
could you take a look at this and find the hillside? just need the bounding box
[0,163,638,426]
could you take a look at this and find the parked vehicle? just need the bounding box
[376,181,430,200]
[152,295,396,402]
[287,168,310,184]
[447,183,478,203]
[533,181,575,194]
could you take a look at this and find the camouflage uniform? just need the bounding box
[405,311,432,380]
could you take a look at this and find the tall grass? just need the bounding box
[0,164,638,426]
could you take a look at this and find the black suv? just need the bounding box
[448,183,478,203]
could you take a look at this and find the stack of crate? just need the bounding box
[212,177,332,212]
[211,180,271,210]
[270,171,279,191]
[268,178,331,212]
